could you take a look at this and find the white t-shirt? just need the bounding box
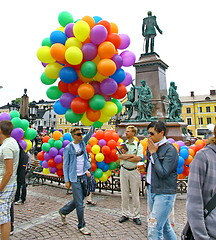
[72,142,85,176]
[0,137,20,185]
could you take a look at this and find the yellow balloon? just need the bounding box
[37,46,55,63]
[45,63,63,79]
[92,55,101,65]
[43,168,50,174]
[93,72,107,82]
[118,138,124,143]
[56,26,65,32]
[134,137,139,142]
[24,139,32,151]
[101,101,118,117]
[73,20,90,42]
[65,37,82,49]
[65,46,83,65]
[98,112,110,123]
[91,145,100,154]
[99,172,109,182]
[104,169,112,177]
[81,113,94,126]
[95,153,104,162]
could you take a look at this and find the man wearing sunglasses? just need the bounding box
[146,121,178,240]
[58,126,95,236]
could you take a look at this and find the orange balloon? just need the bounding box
[37,151,45,161]
[82,37,91,45]
[68,79,82,95]
[97,59,116,76]
[50,43,66,62]
[110,22,118,33]
[88,137,98,146]
[86,143,92,153]
[89,152,95,161]
[189,145,196,153]
[70,97,89,114]
[97,20,111,33]
[112,132,119,142]
[172,143,180,152]
[177,173,185,179]
[106,33,121,49]
[77,71,93,83]
[202,139,207,146]
[42,136,50,143]
[91,162,97,172]
[98,41,116,59]
[195,144,204,152]
[56,162,63,170]
[78,83,95,100]
[86,108,101,122]
[195,139,204,146]
[95,130,104,140]
[82,16,95,29]
[183,166,190,176]
[188,148,195,157]
[101,145,111,155]
[185,155,193,165]
[52,131,63,140]
[111,84,127,99]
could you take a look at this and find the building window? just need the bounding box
[49,114,51,119]
[214,106,216,112]
[54,115,56,118]
[206,106,210,112]
[38,121,41,125]
[198,107,202,113]
[44,121,46,125]
[60,118,62,124]
[187,118,192,125]
[207,118,212,124]
[186,107,191,113]
[198,117,203,125]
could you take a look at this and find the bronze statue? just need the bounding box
[124,85,135,120]
[132,80,154,121]
[167,82,183,121]
[142,11,162,53]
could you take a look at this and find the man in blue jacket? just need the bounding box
[59,126,94,235]
[146,121,178,240]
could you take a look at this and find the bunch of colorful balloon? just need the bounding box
[36,11,135,127]
[0,111,37,151]
[36,131,72,176]
[86,129,121,182]
[167,138,206,179]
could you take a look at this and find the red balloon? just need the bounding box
[104,131,113,141]
[182,166,190,176]
[106,33,121,49]
[86,144,91,153]
[97,20,111,33]
[195,144,204,153]
[112,132,119,142]
[37,151,45,161]
[70,97,89,114]
[58,81,69,93]
[68,79,82,95]
[86,108,101,122]
[107,139,117,149]
[95,130,104,140]
[56,169,63,176]
[109,149,118,161]
[91,162,97,172]
[42,136,50,143]
[101,145,111,155]
[56,162,63,170]
[48,158,56,167]
[111,84,127,99]
[104,155,112,163]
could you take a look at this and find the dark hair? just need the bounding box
[147,121,166,135]
[0,120,13,136]
[71,127,81,135]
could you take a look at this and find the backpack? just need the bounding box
[17,144,28,182]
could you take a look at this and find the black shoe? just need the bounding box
[119,216,129,223]
[133,218,142,225]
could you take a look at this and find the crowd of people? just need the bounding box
[0,120,216,239]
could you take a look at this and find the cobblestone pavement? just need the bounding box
[10,183,187,240]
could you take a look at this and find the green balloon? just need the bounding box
[10,111,20,119]
[89,95,105,110]
[80,61,97,78]
[11,117,22,128]
[93,168,103,178]
[54,140,63,149]
[42,38,52,47]
[58,11,74,27]
[93,121,103,128]
[24,128,37,140]
[65,109,83,123]
[108,162,117,170]
[46,86,63,100]
[48,138,55,147]
[111,98,122,113]
[42,142,51,152]
[59,137,64,142]
[21,119,30,131]
[41,72,57,85]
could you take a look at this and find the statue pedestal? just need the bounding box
[116,121,187,141]
[133,52,169,120]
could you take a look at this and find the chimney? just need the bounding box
[190,91,194,97]
[210,90,216,95]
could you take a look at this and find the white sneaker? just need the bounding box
[79,226,91,235]
[14,200,23,205]
[58,210,67,225]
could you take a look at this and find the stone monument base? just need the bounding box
[116,121,187,141]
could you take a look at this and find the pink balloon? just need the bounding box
[121,72,132,86]
[90,25,108,45]
[120,50,136,67]
[118,34,130,49]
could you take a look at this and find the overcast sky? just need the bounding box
[0,0,215,106]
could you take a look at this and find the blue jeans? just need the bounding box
[147,185,177,240]
[60,174,87,229]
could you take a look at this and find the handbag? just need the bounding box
[181,193,216,240]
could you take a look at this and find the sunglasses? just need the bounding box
[74,133,83,136]
[148,132,155,136]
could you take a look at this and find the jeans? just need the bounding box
[15,179,27,203]
[147,185,177,240]
[60,174,87,229]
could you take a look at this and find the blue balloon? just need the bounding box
[96,161,105,169]
[50,30,67,45]
[180,146,189,151]
[101,163,109,172]
[178,156,185,168]
[53,100,68,115]
[59,67,78,83]
[179,149,189,160]
[177,167,184,174]
[63,133,72,141]
[93,16,103,23]
[110,68,126,83]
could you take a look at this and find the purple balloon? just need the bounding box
[0,112,11,121]
[64,23,75,38]
[121,72,132,86]
[49,166,57,174]
[100,78,118,95]
[42,160,49,168]
[111,54,123,69]
[167,138,175,143]
[118,34,130,49]
[11,128,24,141]
[41,62,48,67]
[98,139,107,147]
[44,152,51,161]
[120,50,136,67]
[58,148,64,156]
[90,25,108,45]
[63,140,70,147]
[176,140,185,148]
[18,139,27,150]
[60,92,75,108]
[82,43,97,60]
[49,147,58,157]
[90,81,101,94]
[54,154,63,164]
[101,94,111,101]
